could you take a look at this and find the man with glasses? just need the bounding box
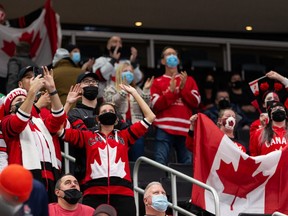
[65,71,99,183]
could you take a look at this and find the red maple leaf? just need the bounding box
[1,40,16,57]
[216,156,269,210]
[1,30,42,58]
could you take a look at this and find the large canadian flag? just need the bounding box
[192,114,288,215]
[0,0,61,78]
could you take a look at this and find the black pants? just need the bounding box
[83,194,136,216]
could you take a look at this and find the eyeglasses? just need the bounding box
[82,79,98,86]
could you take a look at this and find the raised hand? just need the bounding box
[119,84,137,95]
[66,84,82,105]
[42,66,56,93]
[130,47,138,63]
[143,76,154,90]
[111,46,121,60]
[179,71,188,90]
[169,74,176,92]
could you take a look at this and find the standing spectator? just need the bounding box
[198,73,217,111]
[58,84,156,216]
[52,48,84,106]
[6,41,38,94]
[66,72,99,182]
[104,62,154,161]
[186,110,246,154]
[92,35,143,100]
[65,44,95,71]
[49,174,95,216]
[1,67,66,202]
[228,72,257,123]
[143,181,169,216]
[203,89,250,130]
[150,46,200,165]
[250,101,288,156]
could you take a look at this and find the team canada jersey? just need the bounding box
[62,119,151,197]
[250,126,288,156]
[151,74,200,136]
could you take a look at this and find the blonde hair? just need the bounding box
[115,62,134,91]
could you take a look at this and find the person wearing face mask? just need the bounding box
[228,72,258,123]
[186,109,246,154]
[150,46,201,165]
[58,84,156,216]
[250,101,288,156]
[49,174,94,216]
[53,48,94,107]
[92,36,144,100]
[143,181,169,216]
[203,89,250,131]
[103,62,154,161]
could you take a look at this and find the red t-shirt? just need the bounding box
[48,203,95,216]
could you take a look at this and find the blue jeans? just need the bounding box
[128,136,145,161]
[154,128,192,165]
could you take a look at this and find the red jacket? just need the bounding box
[250,125,287,156]
[151,74,200,136]
[62,119,151,198]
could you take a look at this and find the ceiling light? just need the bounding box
[245,26,253,31]
[135,21,142,27]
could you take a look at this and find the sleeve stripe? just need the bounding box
[17,109,30,121]
[128,127,138,140]
[52,107,64,117]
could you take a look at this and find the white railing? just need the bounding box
[133,156,220,216]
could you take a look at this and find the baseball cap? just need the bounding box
[93,204,117,216]
[17,66,34,82]
[76,71,98,84]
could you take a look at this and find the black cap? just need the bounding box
[77,71,98,83]
[18,66,34,81]
[65,44,78,53]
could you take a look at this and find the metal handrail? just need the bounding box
[272,212,287,216]
[133,156,220,216]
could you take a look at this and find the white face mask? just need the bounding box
[222,116,236,130]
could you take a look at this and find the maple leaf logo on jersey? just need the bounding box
[90,145,126,179]
[216,156,269,210]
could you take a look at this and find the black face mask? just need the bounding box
[62,189,82,204]
[231,81,242,89]
[272,109,286,122]
[218,99,231,110]
[83,86,98,101]
[110,46,122,54]
[11,101,24,114]
[204,81,214,89]
[98,112,117,125]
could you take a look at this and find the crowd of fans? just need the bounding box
[0,32,288,216]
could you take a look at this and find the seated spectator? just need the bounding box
[49,173,95,216]
[203,89,250,130]
[198,72,217,111]
[93,204,117,216]
[0,164,33,216]
[143,181,169,216]
[228,72,257,122]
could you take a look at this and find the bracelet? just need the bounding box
[49,90,58,96]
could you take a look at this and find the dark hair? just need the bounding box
[55,173,74,190]
[16,41,31,55]
[97,102,117,115]
[161,46,178,58]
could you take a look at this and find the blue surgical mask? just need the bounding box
[151,194,168,212]
[72,52,81,64]
[166,54,179,68]
[121,71,134,84]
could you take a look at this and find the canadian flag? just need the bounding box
[0,0,61,78]
[192,114,288,215]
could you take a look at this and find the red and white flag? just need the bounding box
[0,0,61,78]
[192,114,288,215]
